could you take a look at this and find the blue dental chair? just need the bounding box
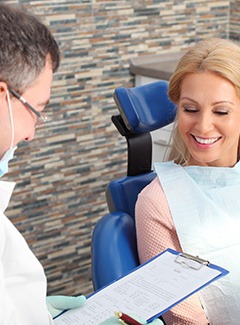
[91,80,176,291]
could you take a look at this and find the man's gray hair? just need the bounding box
[0,4,60,93]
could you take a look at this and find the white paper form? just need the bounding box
[54,248,228,325]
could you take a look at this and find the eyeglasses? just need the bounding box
[8,87,48,127]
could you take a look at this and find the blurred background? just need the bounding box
[4,0,240,296]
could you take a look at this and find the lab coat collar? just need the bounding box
[0,181,16,212]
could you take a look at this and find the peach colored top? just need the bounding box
[135,177,209,325]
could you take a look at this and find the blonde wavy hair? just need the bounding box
[167,37,240,165]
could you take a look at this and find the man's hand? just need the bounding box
[46,295,86,318]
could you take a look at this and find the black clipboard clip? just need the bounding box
[174,252,209,270]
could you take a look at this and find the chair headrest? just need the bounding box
[114,80,176,133]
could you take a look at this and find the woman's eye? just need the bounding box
[214,110,228,115]
[183,107,198,113]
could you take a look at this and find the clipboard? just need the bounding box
[54,248,229,325]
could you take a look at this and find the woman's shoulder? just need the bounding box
[137,175,170,213]
[138,176,162,198]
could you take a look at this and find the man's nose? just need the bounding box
[25,129,36,142]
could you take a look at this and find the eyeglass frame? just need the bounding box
[8,87,48,127]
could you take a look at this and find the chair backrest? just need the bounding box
[91,81,176,291]
[106,173,156,219]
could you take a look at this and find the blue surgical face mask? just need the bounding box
[0,146,17,177]
[0,90,17,178]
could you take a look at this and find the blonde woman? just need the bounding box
[136,38,240,325]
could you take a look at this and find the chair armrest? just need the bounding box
[91,212,139,291]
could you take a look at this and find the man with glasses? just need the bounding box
[0,4,87,324]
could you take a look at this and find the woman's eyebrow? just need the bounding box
[212,100,234,105]
[180,97,198,103]
[180,97,234,106]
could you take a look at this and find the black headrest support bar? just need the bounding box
[112,115,152,176]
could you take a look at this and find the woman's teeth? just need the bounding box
[194,136,219,144]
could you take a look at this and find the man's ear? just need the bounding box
[0,83,9,118]
[0,82,8,98]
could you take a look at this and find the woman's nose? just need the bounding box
[195,112,214,133]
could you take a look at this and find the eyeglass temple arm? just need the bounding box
[8,87,41,118]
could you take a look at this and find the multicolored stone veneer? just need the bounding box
[4,0,239,296]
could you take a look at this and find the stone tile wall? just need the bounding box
[230,0,240,39]
[4,0,236,296]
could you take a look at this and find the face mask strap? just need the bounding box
[6,90,15,149]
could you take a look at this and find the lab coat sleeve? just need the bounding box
[0,213,16,323]
[0,181,53,324]
[0,211,53,325]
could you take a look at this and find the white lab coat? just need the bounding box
[0,181,53,325]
